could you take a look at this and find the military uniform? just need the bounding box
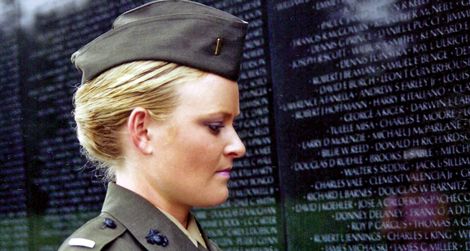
[59,183,221,250]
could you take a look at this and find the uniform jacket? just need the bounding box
[59,183,221,251]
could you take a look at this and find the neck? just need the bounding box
[115,170,191,227]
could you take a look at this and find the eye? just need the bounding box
[207,122,225,134]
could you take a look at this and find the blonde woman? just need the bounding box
[59,1,247,250]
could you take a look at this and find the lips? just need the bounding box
[216,168,232,178]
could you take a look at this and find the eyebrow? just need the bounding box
[203,111,240,119]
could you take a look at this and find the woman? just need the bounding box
[59,0,247,250]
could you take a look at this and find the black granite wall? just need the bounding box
[0,0,468,250]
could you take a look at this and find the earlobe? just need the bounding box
[127,107,153,154]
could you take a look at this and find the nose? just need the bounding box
[224,129,246,158]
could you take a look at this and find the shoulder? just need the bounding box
[58,213,133,251]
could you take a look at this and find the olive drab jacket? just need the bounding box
[58,183,221,251]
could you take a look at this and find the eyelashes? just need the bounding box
[207,122,225,134]
[205,120,239,135]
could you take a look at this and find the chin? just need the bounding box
[197,188,229,208]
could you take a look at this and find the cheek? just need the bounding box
[176,131,221,169]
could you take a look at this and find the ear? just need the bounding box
[127,107,153,154]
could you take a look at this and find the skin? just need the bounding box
[115,73,246,227]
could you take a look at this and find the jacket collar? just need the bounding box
[101,182,210,251]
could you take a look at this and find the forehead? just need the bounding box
[174,73,240,116]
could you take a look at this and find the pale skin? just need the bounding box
[115,73,246,228]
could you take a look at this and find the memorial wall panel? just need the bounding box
[0,0,469,250]
[0,0,283,250]
[0,2,28,250]
[267,0,470,250]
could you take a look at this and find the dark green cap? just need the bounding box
[71,0,248,83]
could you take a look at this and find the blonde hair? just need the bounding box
[73,61,205,179]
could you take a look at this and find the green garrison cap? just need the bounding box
[71,0,248,83]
